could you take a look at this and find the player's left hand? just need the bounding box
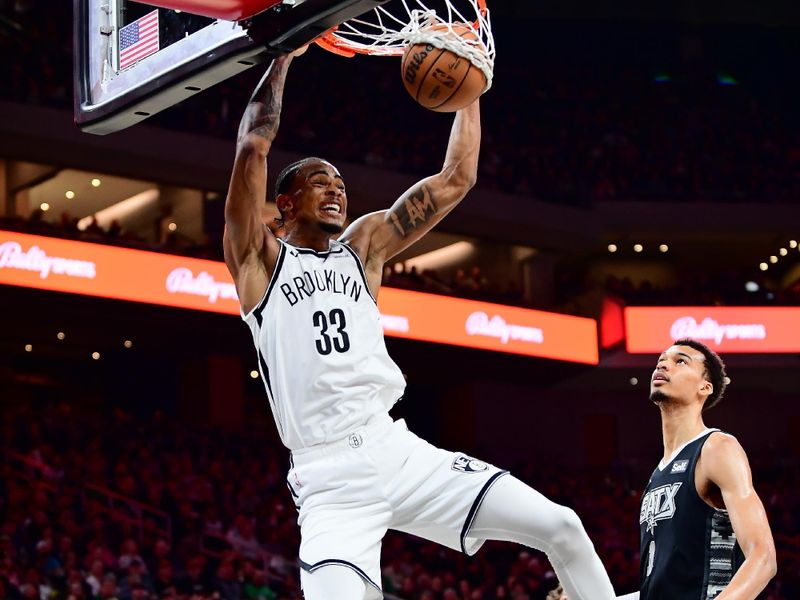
[289,44,309,59]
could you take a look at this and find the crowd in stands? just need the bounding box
[1,401,798,600]
[601,272,800,307]
[2,3,800,206]
[382,263,525,307]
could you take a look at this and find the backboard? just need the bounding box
[74,0,390,135]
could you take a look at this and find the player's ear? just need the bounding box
[698,379,713,401]
[276,194,294,219]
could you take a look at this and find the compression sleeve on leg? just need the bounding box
[468,474,617,600]
[300,562,370,600]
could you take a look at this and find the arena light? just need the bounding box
[769,255,778,264]
[659,244,668,253]
[759,262,768,271]
[40,203,50,212]
[249,370,259,379]
[168,222,178,232]
[57,331,66,340]
[77,188,159,231]
[91,178,102,187]
[790,240,798,249]
[123,340,133,349]
[745,281,759,293]
[65,191,75,199]
[0,230,599,364]
[633,244,643,253]
[91,351,101,360]
[24,344,32,352]
[629,377,638,386]
[607,244,617,253]
[403,241,474,273]
[779,248,787,256]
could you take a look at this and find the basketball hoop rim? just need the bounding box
[314,0,490,58]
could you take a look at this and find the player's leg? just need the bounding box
[291,436,391,600]
[469,474,616,600]
[300,564,369,600]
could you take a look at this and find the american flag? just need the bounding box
[119,9,159,70]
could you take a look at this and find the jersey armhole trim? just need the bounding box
[339,241,377,305]
[690,429,728,509]
[242,241,287,324]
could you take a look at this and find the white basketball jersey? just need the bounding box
[242,238,406,450]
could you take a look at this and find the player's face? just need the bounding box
[650,345,712,406]
[291,161,347,234]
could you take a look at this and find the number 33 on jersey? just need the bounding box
[242,238,406,450]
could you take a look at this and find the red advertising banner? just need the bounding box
[0,231,598,363]
[379,288,598,363]
[625,306,800,354]
[0,230,239,314]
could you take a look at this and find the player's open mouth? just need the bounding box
[652,374,669,383]
[321,203,341,214]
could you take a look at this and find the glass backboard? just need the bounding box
[74,0,390,135]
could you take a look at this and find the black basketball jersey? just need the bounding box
[639,429,745,600]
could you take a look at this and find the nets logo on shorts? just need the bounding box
[451,454,489,473]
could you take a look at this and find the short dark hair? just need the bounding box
[673,338,728,410]
[274,157,329,199]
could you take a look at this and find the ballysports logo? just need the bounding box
[640,482,682,534]
[669,316,766,345]
[0,241,96,279]
[465,311,544,345]
[165,267,238,304]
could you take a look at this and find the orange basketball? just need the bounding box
[401,23,487,112]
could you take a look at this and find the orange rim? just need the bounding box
[316,0,490,57]
[314,35,357,57]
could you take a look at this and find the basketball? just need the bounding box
[401,23,488,112]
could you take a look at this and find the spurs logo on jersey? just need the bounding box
[640,482,682,534]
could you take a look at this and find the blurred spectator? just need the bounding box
[1,370,796,600]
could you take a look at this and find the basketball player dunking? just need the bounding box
[622,339,776,600]
[223,51,620,600]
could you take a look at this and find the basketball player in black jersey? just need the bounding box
[622,338,776,600]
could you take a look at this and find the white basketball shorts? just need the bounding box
[287,414,508,598]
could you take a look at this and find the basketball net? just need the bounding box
[315,0,494,91]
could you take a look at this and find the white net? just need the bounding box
[317,0,494,91]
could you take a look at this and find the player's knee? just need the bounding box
[548,505,590,559]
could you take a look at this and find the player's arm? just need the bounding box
[703,434,777,600]
[223,55,296,313]
[341,100,480,277]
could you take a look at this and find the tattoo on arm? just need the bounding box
[237,58,291,144]
[389,185,438,237]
